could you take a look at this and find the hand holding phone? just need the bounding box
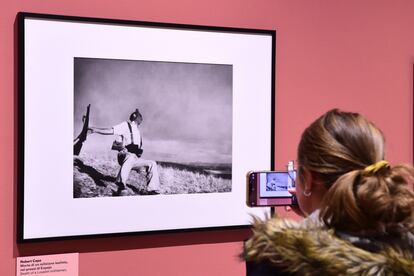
[247,170,297,207]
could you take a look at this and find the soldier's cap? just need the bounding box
[129,108,142,121]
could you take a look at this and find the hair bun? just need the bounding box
[320,165,414,234]
[355,165,414,233]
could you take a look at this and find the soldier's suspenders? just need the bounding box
[127,122,142,148]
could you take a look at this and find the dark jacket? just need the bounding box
[244,217,414,276]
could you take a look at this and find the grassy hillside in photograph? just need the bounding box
[74,153,232,198]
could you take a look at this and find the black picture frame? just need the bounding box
[17,12,275,242]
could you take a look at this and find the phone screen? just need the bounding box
[247,170,296,207]
[259,171,295,198]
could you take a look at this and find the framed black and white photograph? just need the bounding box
[18,12,275,241]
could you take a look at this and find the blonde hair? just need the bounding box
[298,109,414,235]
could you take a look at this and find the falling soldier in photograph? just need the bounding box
[88,108,161,196]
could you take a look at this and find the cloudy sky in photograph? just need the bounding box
[74,57,232,164]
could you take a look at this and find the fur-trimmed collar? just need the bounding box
[244,217,414,275]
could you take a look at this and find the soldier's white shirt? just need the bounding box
[112,121,141,146]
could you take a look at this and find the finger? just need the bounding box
[285,205,292,212]
[288,187,297,195]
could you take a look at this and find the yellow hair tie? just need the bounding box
[363,160,390,175]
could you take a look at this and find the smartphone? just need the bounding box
[247,170,297,207]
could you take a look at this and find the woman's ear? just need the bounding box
[301,166,314,192]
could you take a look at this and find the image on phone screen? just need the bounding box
[259,171,295,198]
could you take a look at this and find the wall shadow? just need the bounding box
[16,227,251,256]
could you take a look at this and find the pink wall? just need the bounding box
[1,0,414,275]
